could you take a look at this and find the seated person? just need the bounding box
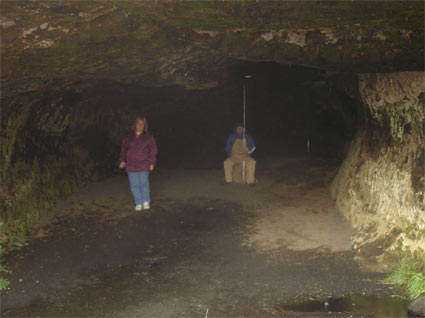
[224,123,256,184]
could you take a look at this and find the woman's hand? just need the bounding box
[149,164,154,171]
[119,162,126,169]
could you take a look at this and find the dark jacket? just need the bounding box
[120,132,158,172]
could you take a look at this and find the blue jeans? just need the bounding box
[128,172,150,205]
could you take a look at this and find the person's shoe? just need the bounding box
[247,182,256,187]
[223,181,233,185]
[135,204,143,211]
[143,202,150,210]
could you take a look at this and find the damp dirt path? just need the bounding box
[2,156,394,317]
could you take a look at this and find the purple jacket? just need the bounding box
[120,132,158,172]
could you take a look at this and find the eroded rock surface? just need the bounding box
[408,293,425,317]
[331,72,425,271]
[1,1,423,99]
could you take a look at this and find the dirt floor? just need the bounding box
[1,155,397,317]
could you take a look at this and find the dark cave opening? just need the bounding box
[81,61,363,170]
[25,61,363,174]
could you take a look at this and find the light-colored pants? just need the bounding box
[224,156,256,183]
[128,172,150,205]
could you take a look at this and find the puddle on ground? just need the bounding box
[278,295,409,317]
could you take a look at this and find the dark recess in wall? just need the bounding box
[149,61,363,168]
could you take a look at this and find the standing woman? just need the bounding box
[120,117,158,211]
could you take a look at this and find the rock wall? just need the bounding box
[0,87,119,238]
[1,1,423,100]
[331,72,425,272]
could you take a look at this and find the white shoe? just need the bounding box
[143,202,150,210]
[135,204,142,211]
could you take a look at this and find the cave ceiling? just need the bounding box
[1,1,424,101]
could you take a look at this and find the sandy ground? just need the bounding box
[1,155,394,317]
[153,156,353,254]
